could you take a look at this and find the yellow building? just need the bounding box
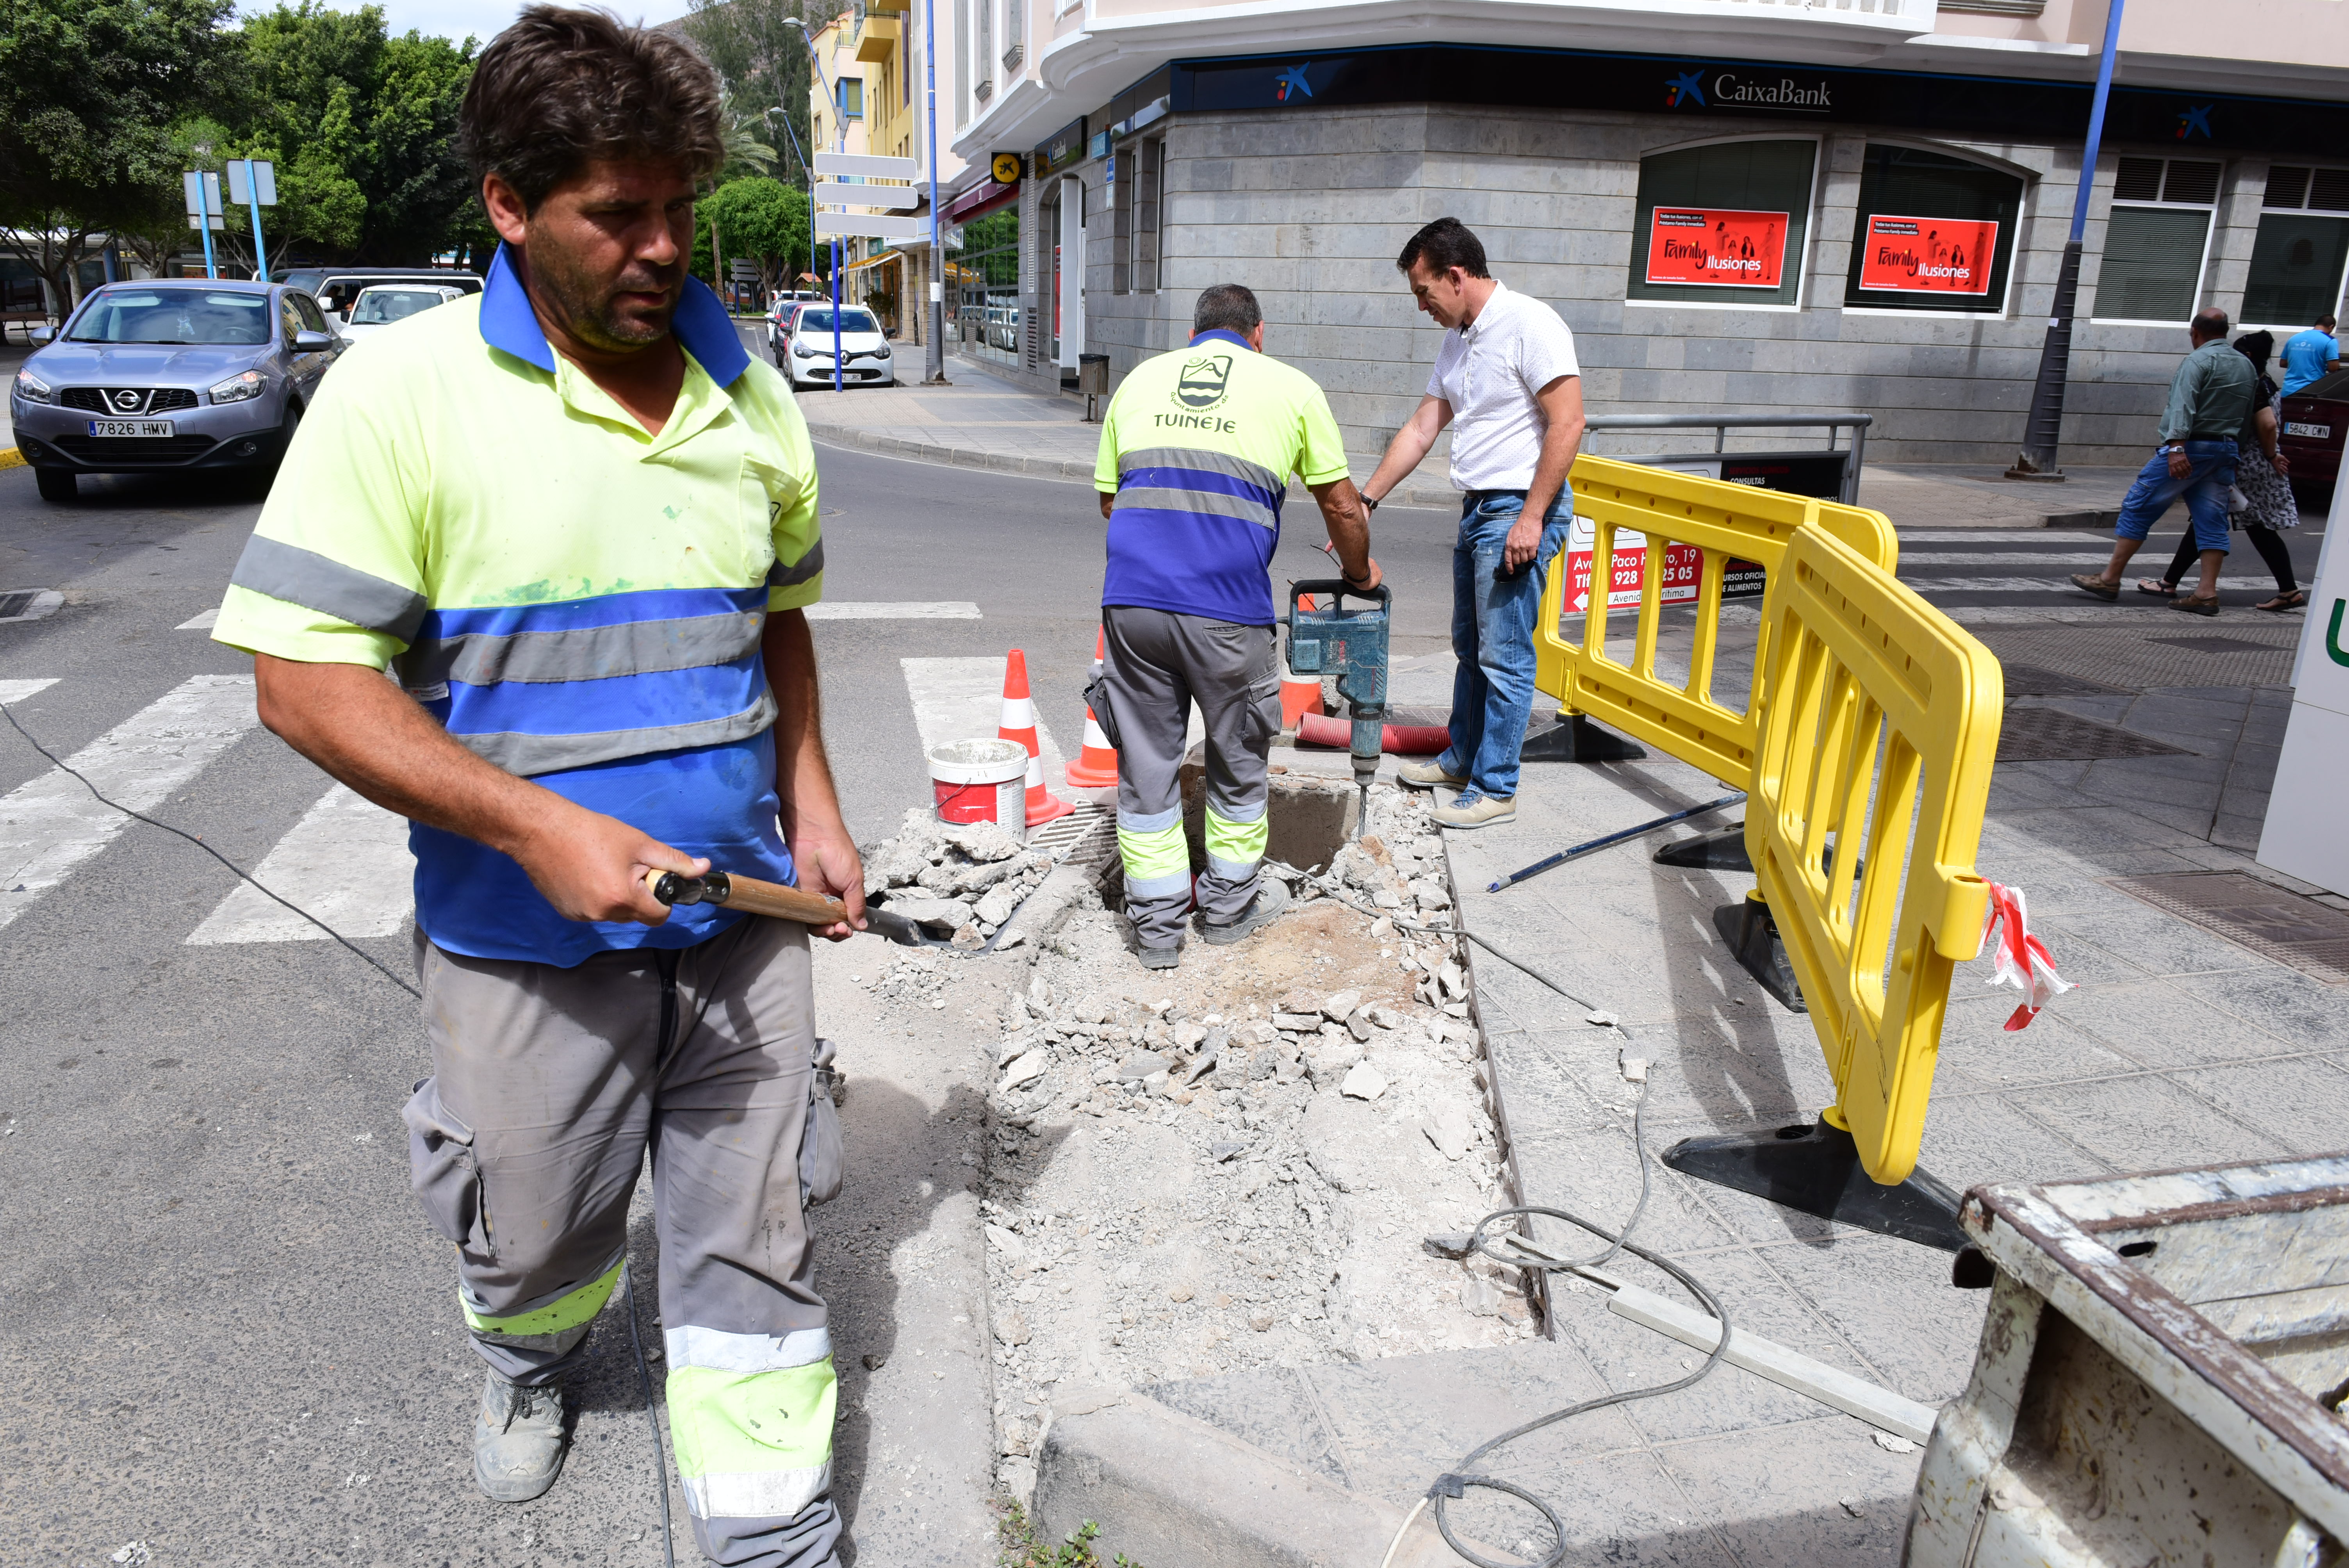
[807,0,964,345]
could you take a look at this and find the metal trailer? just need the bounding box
[1580,413,1872,506]
[1907,1157,2349,1568]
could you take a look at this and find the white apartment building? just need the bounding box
[935,0,2349,465]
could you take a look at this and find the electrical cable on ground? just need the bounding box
[0,695,679,1568]
[1273,833,1733,1568]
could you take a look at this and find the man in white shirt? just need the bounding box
[1360,217,1585,829]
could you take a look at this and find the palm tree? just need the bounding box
[718,85,779,182]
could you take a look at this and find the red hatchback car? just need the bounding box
[2280,368,2349,509]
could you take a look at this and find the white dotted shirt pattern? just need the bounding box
[1425,281,1582,494]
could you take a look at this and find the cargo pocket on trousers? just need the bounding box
[799,1038,844,1210]
[403,1076,492,1255]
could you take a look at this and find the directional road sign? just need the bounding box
[183,171,225,230]
[815,212,924,243]
[225,159,278,206]
[813,151,918,180]
[814,182,918,209]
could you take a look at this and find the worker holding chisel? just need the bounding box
[210,11,856,1566]
[1093,282,1380,970]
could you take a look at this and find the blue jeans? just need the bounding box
[1440,491,1572,802]
[2114,440,2237,553]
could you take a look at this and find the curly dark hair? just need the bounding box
[460,5,726,211]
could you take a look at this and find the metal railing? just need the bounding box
[1580,413,1873,506]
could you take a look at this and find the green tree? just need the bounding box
[227,3,476,266]
[0,0,243,308]
[702,176,816,298]
[681,0,812,193]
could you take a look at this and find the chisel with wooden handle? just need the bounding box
[643,868,934,947]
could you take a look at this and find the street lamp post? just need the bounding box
[2008,0,2127,481]
[764,106,821,308]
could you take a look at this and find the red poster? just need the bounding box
[1858,215,1998,296]
[1644,208,1788,289]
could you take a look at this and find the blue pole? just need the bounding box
[923,0,943,383]
[247,184,271,283]
[2010,0,2124,477]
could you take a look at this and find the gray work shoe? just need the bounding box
[1395,759,1468,791]
[1137,944,1182,971]
[474,1374,568,1502]
[1201,878,1292,946]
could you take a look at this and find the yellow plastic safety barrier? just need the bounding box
[1534,454,1899,786]
[1747,526,2002,1184]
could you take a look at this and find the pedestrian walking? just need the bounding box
[212,10,859,1564]
[2068,307,2255,616]
[1359,217,1586,829]
[1092,282,1380,970]
[2279,312,2342,397]
[2139,331,2306,613]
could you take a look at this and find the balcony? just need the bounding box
[857,13,897,61]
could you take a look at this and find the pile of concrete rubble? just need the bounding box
[861,808,1055,946]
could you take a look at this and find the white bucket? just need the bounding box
[929,738,1030,842]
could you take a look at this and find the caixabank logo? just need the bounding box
[1275,63,1312,103]
[1666,66,1831,113]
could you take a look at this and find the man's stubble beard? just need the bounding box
[533,240,681,352]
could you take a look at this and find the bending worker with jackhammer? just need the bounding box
[1093,283,1380,970]
[212,11,858,1566]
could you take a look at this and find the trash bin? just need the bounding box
[1907,1156,2349,1568]
[1078,353,1110,422]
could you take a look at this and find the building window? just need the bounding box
[1134,137,1163,294]
[1626,139,1816,309]
[2244,166,2349,327]
[2092,155,2221,324]
[839,77,864,119]
[1841,144,2023,313]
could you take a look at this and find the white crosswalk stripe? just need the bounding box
[900,656,1073,801]
[0,674,260,931]
[1902,575,2286,594]
[0,679,61,705]
[186,782,413,945]
[177,608,220,631]
[805,602,981,619]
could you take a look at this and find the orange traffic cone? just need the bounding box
[1280,592,1325,733]
[998,649,1075,827]
[1066,629,1119,788]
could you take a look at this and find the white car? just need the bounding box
[782,305,894,388]
[338,284,464,342]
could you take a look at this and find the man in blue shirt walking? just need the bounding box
[2280,314,2341,397]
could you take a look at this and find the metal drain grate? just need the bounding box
[0,592,36,620]
[2148,635,2288,655]
[2109,872,2349,984]
[1028,801,1116,870]
[2002,663,2131,698]
[1997,706,2196,761]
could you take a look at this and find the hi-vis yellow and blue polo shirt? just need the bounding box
[212,245,822,967]
[1094,328,1349,625]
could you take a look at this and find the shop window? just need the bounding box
[1841,144,2024,312]
[2092,155,2222,324]
[1110,137,1164,295]
[2243,165,2349,327]
[1626,139,1815,309]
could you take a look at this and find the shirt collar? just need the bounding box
[479,242,750,385]
[1189,329,1255,353]
[1460,279,1511,337]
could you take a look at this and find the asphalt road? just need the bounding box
[0,433,1461,1568]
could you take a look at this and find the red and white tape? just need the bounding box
[1980,882,2072,1031]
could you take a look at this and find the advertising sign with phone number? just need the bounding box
[1563,516,1766,614]
[1857,214,1998,296]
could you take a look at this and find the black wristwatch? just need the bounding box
[1363,494,1381,513]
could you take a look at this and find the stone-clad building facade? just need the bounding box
[938,2,2349,468]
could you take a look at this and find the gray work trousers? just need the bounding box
[403,915,844,1568]
[1098,605,1280,949]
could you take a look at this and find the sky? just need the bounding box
[266,0,692,47]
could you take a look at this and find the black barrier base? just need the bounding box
[1663,1119,1969,1251]
[1655,823,1752,871]
[1521,714,1646,764]
[1715,893,1806,1013]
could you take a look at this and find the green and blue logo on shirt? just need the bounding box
[1176,355,1234,410]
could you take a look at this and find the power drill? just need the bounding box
[1286,580,1391,829]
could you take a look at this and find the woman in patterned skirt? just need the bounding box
[2139,331,2307,613]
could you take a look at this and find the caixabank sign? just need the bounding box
[1171,43,2349,156]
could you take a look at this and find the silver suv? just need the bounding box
[9,278,345,502]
